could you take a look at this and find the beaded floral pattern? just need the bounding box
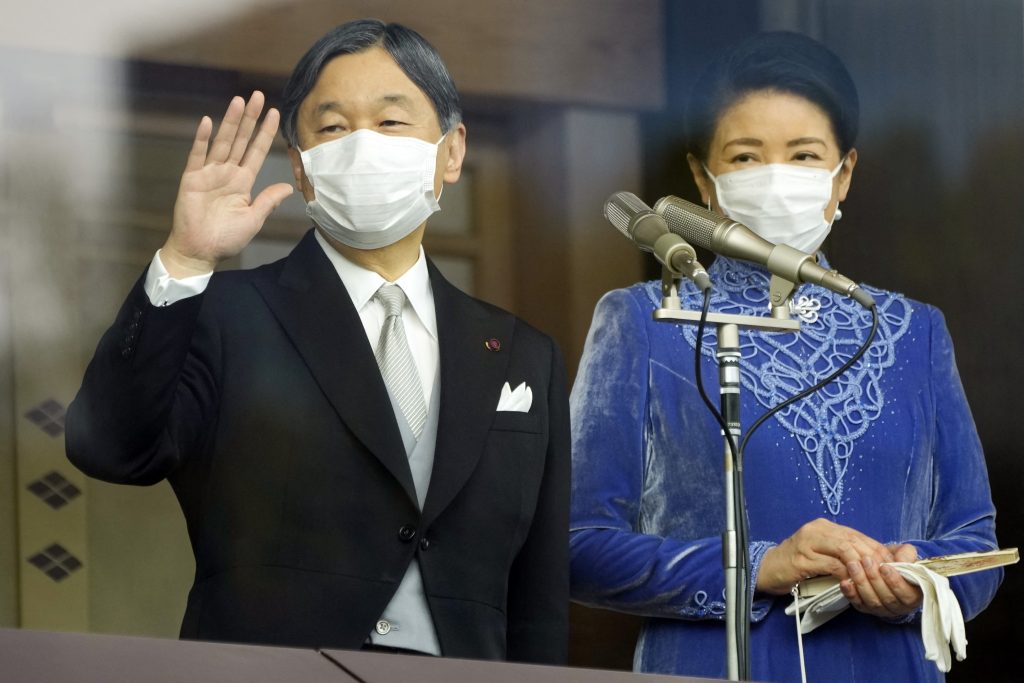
[645,257,912,515]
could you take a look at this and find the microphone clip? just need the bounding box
[768,275,799,321]
[660,266,684,311]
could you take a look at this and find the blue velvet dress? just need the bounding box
[569,256,1002,682]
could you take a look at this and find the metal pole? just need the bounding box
[718,323,746,680]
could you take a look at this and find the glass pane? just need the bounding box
[255,150,307,220]
[430,168,473,235]
[430,255,475,295]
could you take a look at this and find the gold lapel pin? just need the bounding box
[484,338,501,352]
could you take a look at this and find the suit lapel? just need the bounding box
[252,231,417,506]
[421,260,513,527]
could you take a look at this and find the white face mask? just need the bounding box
[300,129,444,249]
[705,160,844,254]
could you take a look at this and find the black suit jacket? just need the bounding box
[66,230,570,664]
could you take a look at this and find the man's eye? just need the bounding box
[381,120,406,127]
[319,125,345,134]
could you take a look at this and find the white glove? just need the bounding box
[890,562,967,672]
[786,562,967,673]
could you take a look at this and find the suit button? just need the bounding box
[375,620,392,635]
[398,525,416,542]
[419,537,430,551]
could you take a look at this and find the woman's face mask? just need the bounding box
[299,128,445,250]
[704,160,844,254]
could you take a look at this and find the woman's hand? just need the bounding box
[162,91,294,278]
[757,518,893,594]
[840,542,923,618]
[757,519,923,617]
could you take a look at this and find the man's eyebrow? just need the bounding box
[379,94,414,106]
[313,101,344,115]
[313,95,413,112]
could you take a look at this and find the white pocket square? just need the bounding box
[496,381,533,413]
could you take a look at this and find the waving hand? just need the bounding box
[161,91,294,277]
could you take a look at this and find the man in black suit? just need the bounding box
[65,19,568,664]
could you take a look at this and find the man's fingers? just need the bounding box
[227,92,266,164]
[241,107,282,174]
[250,183,295,222]
[207,96,246,164]
[185,116,213,173]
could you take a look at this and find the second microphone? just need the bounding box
[603,191,711,291]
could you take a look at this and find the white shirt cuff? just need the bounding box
[144,249,213,307]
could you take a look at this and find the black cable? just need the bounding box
[738,304,879,456]
[694,289,739,469]
[692,293,880,680]
[693,288,751,678]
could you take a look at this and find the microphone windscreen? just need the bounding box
[604,192,650,238]
[603,198,632,237]
[653,196,720,249]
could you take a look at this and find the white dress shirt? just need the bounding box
[311,230,438,409]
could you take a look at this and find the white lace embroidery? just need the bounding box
[647,257,912,515]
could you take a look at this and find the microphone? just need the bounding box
[653,195,875,309]
[604,192,711,291]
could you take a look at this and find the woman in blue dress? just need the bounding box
[569,32,1002,682]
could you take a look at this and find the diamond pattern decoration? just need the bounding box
[26,543,83,582]
[26,470,82,509]
[23,398,66,437]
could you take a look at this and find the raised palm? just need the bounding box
[164,91,294,277]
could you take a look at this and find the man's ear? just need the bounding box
[287,146,315,201]
[442,123,467,184]
[687,153,712,206]
[287,146,305,189]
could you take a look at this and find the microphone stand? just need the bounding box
[655,269,800,681]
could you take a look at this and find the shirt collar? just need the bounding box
[313,229,437,340]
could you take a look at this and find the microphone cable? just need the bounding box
[693,287,751,679]
[738,305,879,456]
[691,288,880,681]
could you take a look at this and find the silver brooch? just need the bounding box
[790,295,821,324]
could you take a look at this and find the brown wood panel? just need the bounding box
[0,197,19,628]
[129,0,665,110]
[511,106,645,378]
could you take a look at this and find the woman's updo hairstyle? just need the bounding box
[685,31,859,163]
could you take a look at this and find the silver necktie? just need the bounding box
[374,284,427,440]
